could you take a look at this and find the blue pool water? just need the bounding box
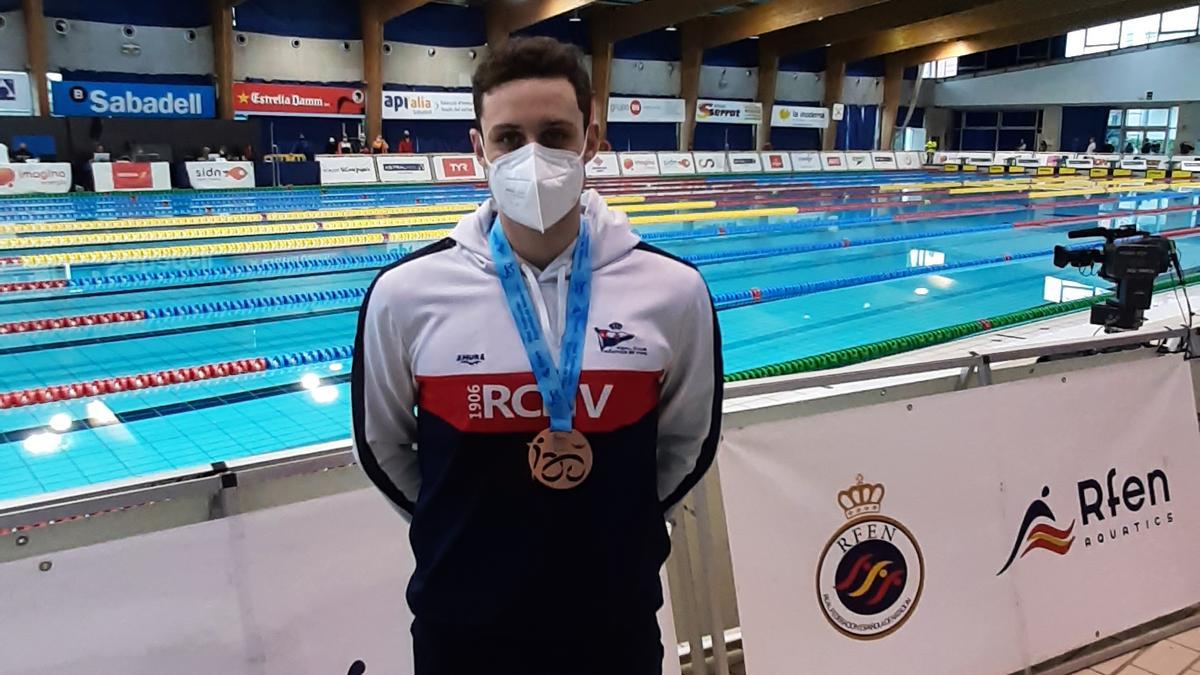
[1,173,1197,502]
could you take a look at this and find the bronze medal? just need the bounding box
[527,428,593,490]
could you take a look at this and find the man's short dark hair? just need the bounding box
[472,37,592,126]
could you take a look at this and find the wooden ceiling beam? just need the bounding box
[596,0,730,44]
[368,0,435,23]
[760,0,998,56]
[699,0,889,49]
[836,0,1133,62]
[902,0,1195,65]
[487,0,597,36]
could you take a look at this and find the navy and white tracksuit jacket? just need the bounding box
[351,190,721,667]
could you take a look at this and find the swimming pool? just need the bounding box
[1,172,1197,502]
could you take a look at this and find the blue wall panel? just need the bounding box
[606,122,678,151]
[779,48,824,73]
[44,0,208,27]
[703,39,758,67]
[694,122,753,151]
[383,4,485,47]
[1060,106,1110,152]
[614,30,680,61]
[237,0,360,39]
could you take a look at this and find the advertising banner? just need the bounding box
[845,152,874,170]
[695,99,763,125]
[51,81,214,119]
[0,488,683,675]
[585,152,621,178]
[0,71,33,115]
[383,91,475,120]
[0,162,72,194]
[870,151,897,170]
[185,161,255,190]
[896,152,923,170]
[233,82,365,118]
[692,152,728,174]
[821,152,848,171]
[1015,157,1042,168]
[376,155,433,183]
[608,97,686,123]
[618,152,661,177]
[432,154,485,182]
[761,152,792,173]
[961,153,995,166]
[1120,158,1149,170]
[726,152,763,173]
[771,105,829,128]
[92,162,171,192]
[719,356,1200,675]
[1179,159,1200,172]
[789,152,821,172]
[658,152,697,176]
[318,155,378,185]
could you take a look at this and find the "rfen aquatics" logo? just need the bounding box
[998,467,1172,575]
[816,475,924,640]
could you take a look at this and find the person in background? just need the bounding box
[1141,139,1152,154]
[218,146,229,159]
[198,146,213,161]
[90,144,108,163]
[11,142,33,162]
[293,134,312,160]
[1017,138,1027,152]
[1180,142,1195,156]
[598,139,612,152]
[1124,141,1135,154]
[1038,139,1049,152]
[925,136,938,164]
[326,137,338,155]
[1085,136,1097,153]
[338,135,354,154]
[371,134,390,154]
[0,140,8,163]
[397,130,414,153]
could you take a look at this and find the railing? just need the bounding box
[1,326,1196,674]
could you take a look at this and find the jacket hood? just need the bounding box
[450,189,641,273]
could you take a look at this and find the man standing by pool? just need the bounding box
[351,36,722,675]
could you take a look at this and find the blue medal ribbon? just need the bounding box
[488,216,593,432]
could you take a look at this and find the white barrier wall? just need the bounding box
[586,152,621,177]
[790,152,821,172]
[659,152,697,176]
[0,162,72,194]
[846,152,874,170]
[92,161,171,192]
[375,155,433,183]
[1,488,682,675]
[761,151,792,173]
[727,152,763,173]
[719,356,1200,674]
[185,160,255,189]
[618,152,661,177]
[318,155,378,185]
[693,151,729,174]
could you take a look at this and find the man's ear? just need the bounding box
[470,127,486,164]
[583,103,601,163]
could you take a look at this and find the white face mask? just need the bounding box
[485,142,586,233]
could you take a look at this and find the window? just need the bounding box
[920,57,958,79]
[1106,105,1179,154]
[1065,6,1199,57]
[1120,14,1161,48]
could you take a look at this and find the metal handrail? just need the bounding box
[1,325,1191,532]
